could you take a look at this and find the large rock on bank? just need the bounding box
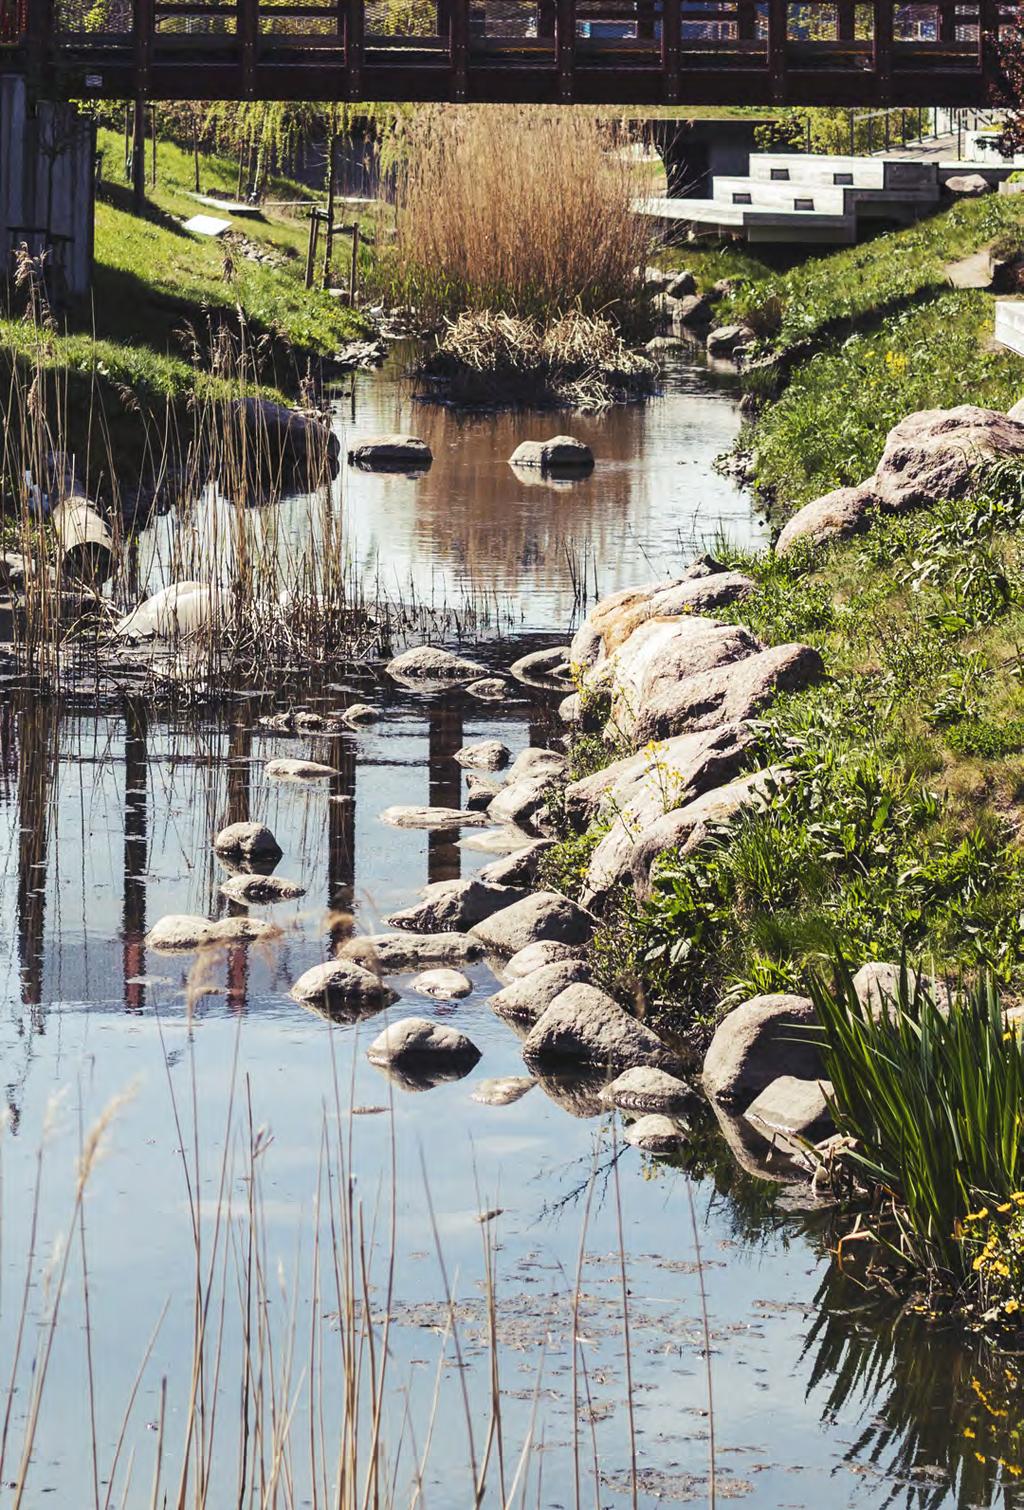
[775,485,877,556]
[701,993,823,1108]
[743,1074,834,1153]
[872,405,1024,511]
[626,640,824,746]
[523,983,682,1072]
[469,891,594,955]
[581,764,790,910]
[487,958,591,1025]
[570,562,753,667]
[596,616,761,739]
[563,722,753,832]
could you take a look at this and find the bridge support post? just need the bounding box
[767,0,787,99]
[238,0,258,98]
[873,0,892,103]
[661,0,680,101]
[132,98,147,211]
[26,0,54,95]
[450,0,469,100]
[556,0,575,99]
[346,0,364,99]
[837,0,855,40]
[979,0,999,88]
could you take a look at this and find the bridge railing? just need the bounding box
[19,0,1012,101]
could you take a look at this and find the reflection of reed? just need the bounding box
[327,738,357,949]
[801,1265,1020,1507]
[223,711,253,1014]
[122,699,149,1014]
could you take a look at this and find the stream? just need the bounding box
[1,347,1021,1509]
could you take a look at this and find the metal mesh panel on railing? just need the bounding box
[364,0,441,36]
[575,2,643,41]
[55,0,133,32]
[259,0,337,35]
[476,0,538,36]
[154,2,236,36]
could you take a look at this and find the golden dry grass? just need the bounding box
[382,106,653,321]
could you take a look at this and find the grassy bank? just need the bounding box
[0,131,374,494]
[546,465,1024,1031]
[656,194,1024,513]
[541,467,1024,1307]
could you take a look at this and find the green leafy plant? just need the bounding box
[810,961,1024,1288]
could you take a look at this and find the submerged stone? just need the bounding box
[347,434,432,470]
[265,758,338,780]
[623,1114,687,1153]
[380,805,488,830]
[146,914,213,952]
[471,1076,537,1107]
[367,1017,481,1068]
[385,645,488,684]
[508,436,594,471]
[341,932,484,971]
[411,967,474,1000]
[454,739,511,771]
[599,1066,697,1115]
[290,959,397,1016]
[220,873,306,904]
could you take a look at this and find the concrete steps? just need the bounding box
[638,149,1012,245]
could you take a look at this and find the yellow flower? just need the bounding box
[965,1427,977,1439]
[1004,1298,1020,1314]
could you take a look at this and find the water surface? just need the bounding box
[1,350,1020,1509]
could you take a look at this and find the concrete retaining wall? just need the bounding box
[0,74,95,297]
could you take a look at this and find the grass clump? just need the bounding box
[419,310,657,409]
[811,963,1024,1315]
[379,106,653,323]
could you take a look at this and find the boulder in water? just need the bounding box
[347,434,432,471]
[508,436,594,472]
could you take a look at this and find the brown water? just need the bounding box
[1,348,1023,1510]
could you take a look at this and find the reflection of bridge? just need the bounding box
[12,0,1012,105]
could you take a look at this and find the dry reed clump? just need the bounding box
[419,309,658,410]
[379,106,654,323]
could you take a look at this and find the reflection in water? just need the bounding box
[137,344,768,630]
[804,1267,1024,1510]
[122,699,148,1014]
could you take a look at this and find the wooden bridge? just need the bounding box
[8,0,1012,107]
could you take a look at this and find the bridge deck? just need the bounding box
[11,0,1011,105]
